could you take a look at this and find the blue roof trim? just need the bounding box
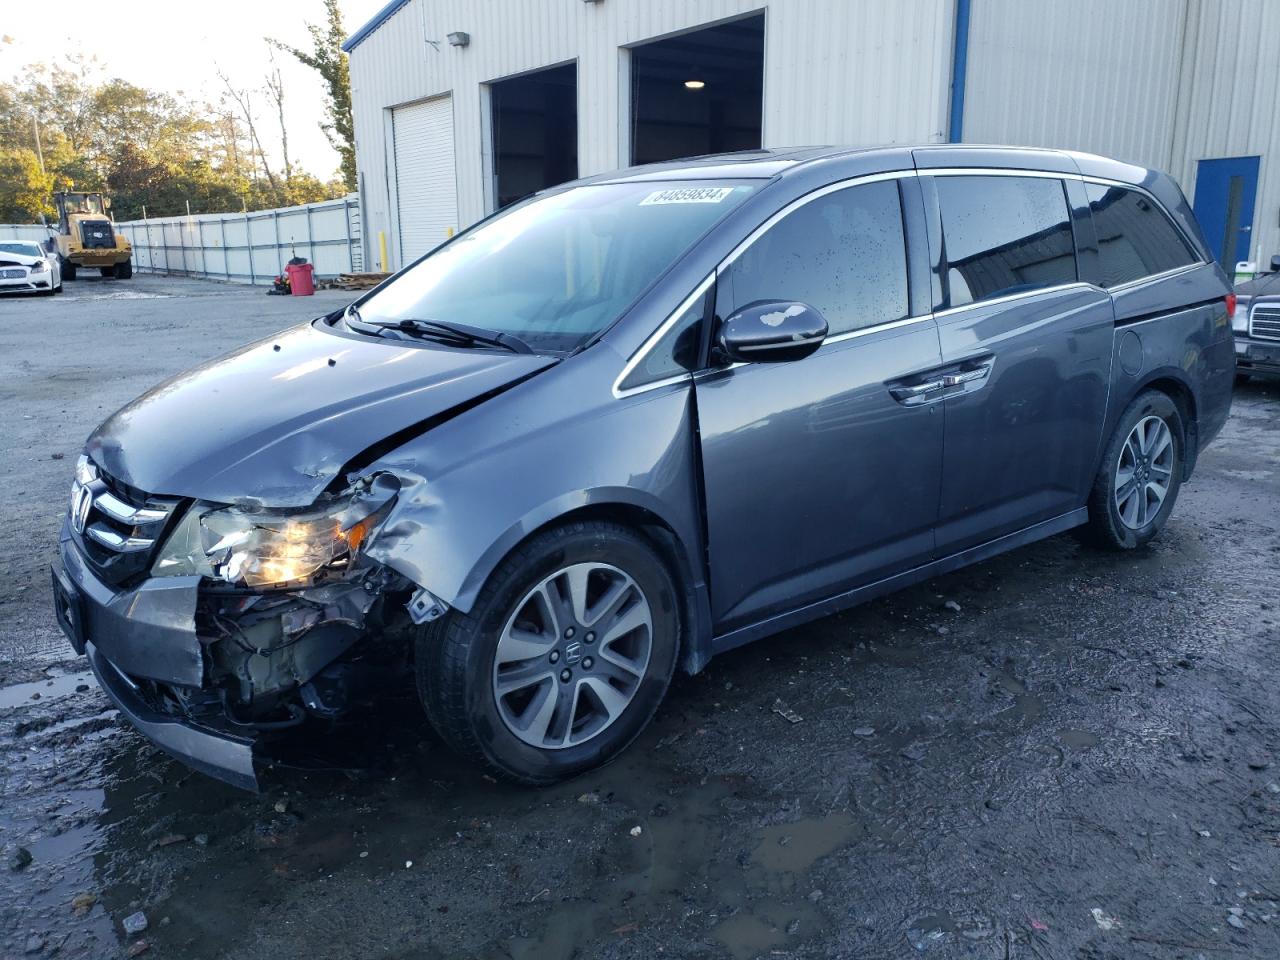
[342,0,411,52]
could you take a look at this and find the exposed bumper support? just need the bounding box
[86,640,259,791]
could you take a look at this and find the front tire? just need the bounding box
[416,521,680,784]
[62,261,76,281]
[114,259,133,279]
[1079,389,1183,550]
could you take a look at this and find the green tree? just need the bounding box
[271,0,356,191]
[0,147,54,222]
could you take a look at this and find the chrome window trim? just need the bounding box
[612,273,713,398]
[1105,261,1203,294]
[612,164,1207,397]
[932,282,1101,320]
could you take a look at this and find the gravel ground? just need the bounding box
[1,275,1278,960]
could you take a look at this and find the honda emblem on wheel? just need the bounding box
[563,641,582,665]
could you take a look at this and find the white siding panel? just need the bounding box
[392,95,458,263]
[348,0,952,270]
[962,0,1187,172]
[1171,0,1280,268]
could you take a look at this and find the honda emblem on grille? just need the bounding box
[71,484,93,534]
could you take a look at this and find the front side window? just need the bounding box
[936,175,1077,307]
[350,181,756,353]
[1086,183,1198,288]
[722,179,909,336]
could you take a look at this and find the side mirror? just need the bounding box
[1271,254,1280,273]
[714,301,828,365]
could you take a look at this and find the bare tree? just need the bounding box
[264,48,293,188]
[216,66,279,201]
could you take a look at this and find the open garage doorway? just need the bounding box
[629,14,764,165]
[490,62,578,210]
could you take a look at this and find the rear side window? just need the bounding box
[1085,183,1198,287]
[936,175,1077,307]
[723,179,909,336]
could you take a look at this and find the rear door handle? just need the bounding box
[941,368,987,388]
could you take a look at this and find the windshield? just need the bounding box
[0,242,42,258]
[65,194,105,216]
[349,180,757,352]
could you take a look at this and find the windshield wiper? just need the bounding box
[368,317,534,354]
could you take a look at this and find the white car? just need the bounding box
[0,241,62,296]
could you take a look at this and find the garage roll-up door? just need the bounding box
[392,95,457,266]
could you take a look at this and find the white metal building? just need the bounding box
[345,0,1280,275]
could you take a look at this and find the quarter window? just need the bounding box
[936,175,1077,307]
[723,180,909,336]
[1085,183,1198,288]
[618,289,706,391]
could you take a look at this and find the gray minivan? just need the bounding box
[52,146,1235,790]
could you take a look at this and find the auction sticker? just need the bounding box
[640,186,735,205]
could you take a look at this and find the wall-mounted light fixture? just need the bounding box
[447,31,471,47]
[684,79,706,90]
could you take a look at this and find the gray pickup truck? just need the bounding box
[1234,255,1280,381]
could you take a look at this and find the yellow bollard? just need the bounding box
[447,227,454,238]
[378,231,388,273]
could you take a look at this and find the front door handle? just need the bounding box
[889,379,946,404]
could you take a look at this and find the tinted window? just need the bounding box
[937,175,1077,307]
[724,180,908,336]
[1086,183,1198,288]
[618,289,706,390]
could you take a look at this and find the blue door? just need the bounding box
[1193,156,1260,271]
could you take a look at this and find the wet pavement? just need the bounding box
[3,278,1280,958]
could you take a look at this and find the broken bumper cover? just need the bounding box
[52,530,260,791]
[85,639,259,791]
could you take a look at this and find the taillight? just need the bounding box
[1226,293,1237,319]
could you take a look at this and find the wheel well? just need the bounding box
[515,503,706,673]
[1140,376,1199,476]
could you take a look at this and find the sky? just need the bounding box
[0,0,387,180]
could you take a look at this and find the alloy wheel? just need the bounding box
[492,562,653,749]
[1114,415,1174,530]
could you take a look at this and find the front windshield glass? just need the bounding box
[0,242,42,257]
[66,194,105,216]
[350,180,757,352]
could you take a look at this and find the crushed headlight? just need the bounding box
[152,475,398,588]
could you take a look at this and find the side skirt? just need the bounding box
[710,508,1088,658]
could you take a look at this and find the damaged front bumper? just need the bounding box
[52,543,260,789]
[52,515,418,791]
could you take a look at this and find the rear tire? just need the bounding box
[1078,389,1183,550]
[1235,373,1251,387]
[114,259,133,279]
[416,521,680,784]
[62,261,76,281]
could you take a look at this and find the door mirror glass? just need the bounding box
[715,301,827,364]
[1271,254,1280,272]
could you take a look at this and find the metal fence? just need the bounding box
[0,224,54,243]
[116,194,363,284]
[0,194,363,285]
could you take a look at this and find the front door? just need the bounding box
[1194,156,1260,273]
[925,173,1113,554]
[695,177,944,631]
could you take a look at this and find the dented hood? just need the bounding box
[87,320,556,505]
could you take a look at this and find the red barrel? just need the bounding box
[286,261,315,296]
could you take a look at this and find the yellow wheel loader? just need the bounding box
[50,191,132,280]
